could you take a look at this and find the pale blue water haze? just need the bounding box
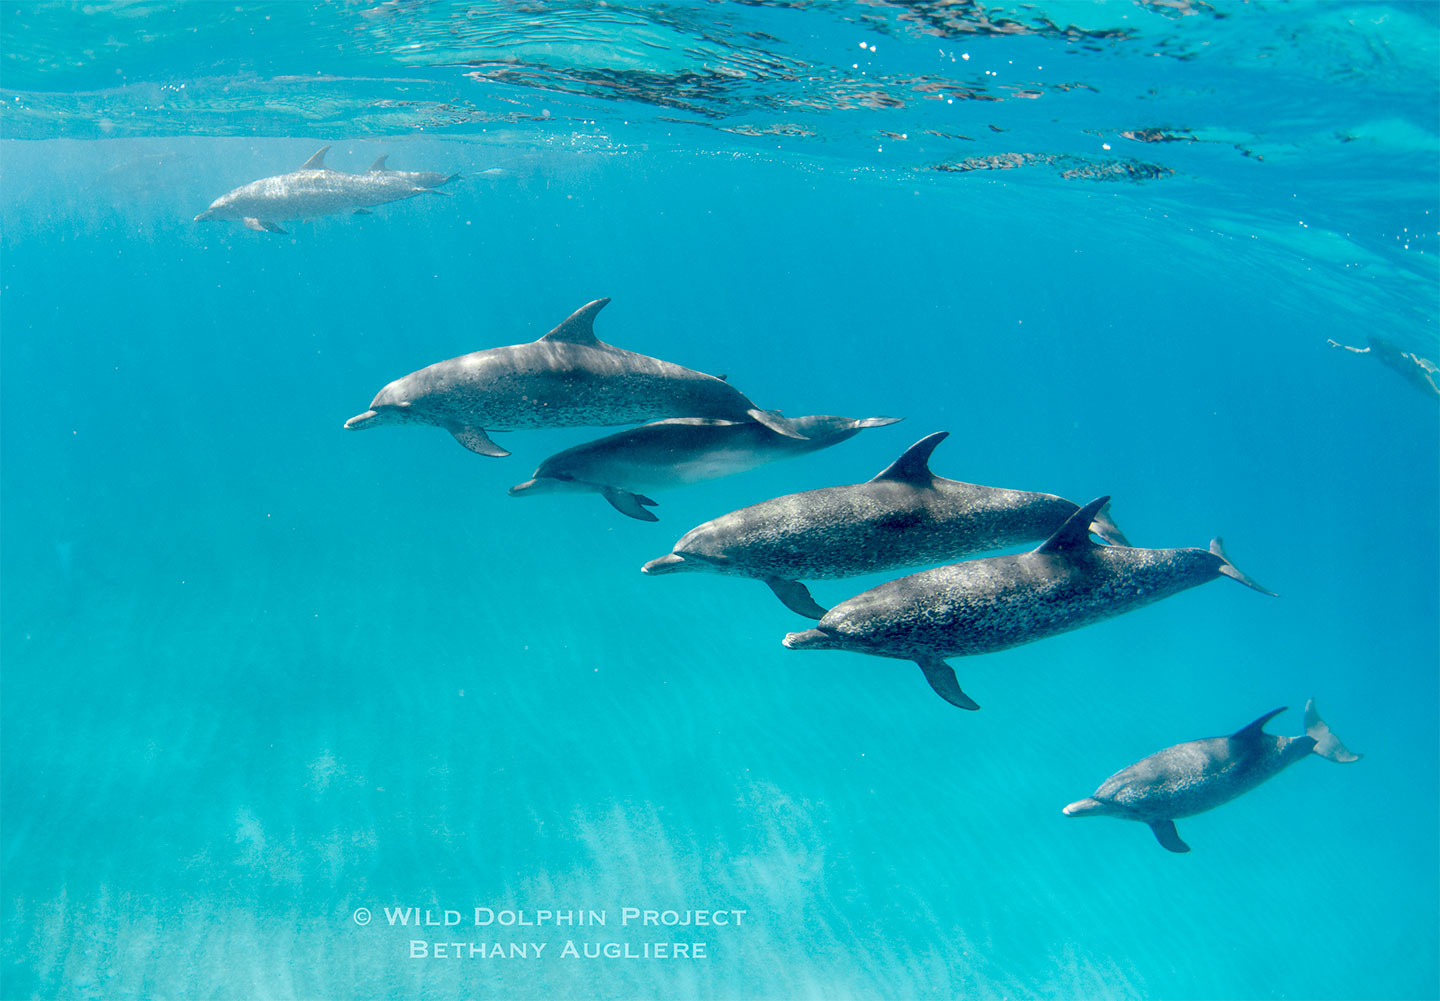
[2,3,1437,999]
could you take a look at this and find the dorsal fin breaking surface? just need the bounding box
[539,298,611,346]
[869,432,948,485]
[300,146,331,170]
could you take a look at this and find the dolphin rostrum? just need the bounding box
[641,432,1129,618]
[344,298,807,457]
[509,414,902,521]
[1063,700,1360,852]
[194,146,456,234]
[781,496,1275,710]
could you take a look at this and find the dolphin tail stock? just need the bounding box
[1089,501,1131,547]
[602,488,660,522]
[1209,538,1278,596]
[1149,819,1191,853]
[1303,699,1361,763]
[761,576,828,620]
[916,657,980,711]
[746,409,809,440]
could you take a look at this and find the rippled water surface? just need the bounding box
[2,3,1438,1000]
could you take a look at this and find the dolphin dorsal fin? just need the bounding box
[869,431,948,485]
[367,154,389,172]
[301,145,331,170]
[539,298,611,346]
[1233,706,1287,742]
[1034,495,1110,554]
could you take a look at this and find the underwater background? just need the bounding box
[2,2,1437,999]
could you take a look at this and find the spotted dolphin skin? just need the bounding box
[781,496,1275,710]
[641,432,1129,618]
[509,414,902,521]
[1063,700,1360,852]
[194,147,455,234]
[344,298,807,457]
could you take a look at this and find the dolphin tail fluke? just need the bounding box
[762,576,828,619]
[244,217,288,235]
[446,423,510,457]
[1089,501,1131,547]
[1209,538,1278,596]
[917,658,980,711]
[747,409,809,440]
[1304,699,1361,763]
[853,416,904,428]
[602,488,660,522]
[1149,819,1191,853]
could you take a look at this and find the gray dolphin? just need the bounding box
[194,147,455,234]
[1063,700,1360,852]
[781,496,1275,710]
[641,432,1129,618]
[509,414,902,521]
[344,298,807,457]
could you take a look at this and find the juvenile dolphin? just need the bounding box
[1063,700,1360,853]
[194,146,455,234]
[781,496,1274,710]
[344,298,806,457]
[641,432,1129,618]
[509,414,902,521]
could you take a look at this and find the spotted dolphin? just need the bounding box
[194,146,455,234]
[508,414,902,521]
[641,432,1128,618]
[344,298,806,457]
[781,496,1275,710]
[1063,700,1360,853]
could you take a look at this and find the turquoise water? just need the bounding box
[2,3,1438,999]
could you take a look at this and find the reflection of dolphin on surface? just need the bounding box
[1329,335,1440,398]
[781,496,1274,710]
[509,414,902,521]
[345,298,809,457]
[194,146,456,234]
[1063,700,1359,853]
[642,432,1128,618]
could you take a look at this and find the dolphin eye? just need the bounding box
[552,472,575,482]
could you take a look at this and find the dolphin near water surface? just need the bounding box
[194,146,456,234]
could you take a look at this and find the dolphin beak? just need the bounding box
[508,479,539,497]
[194,208,214,222]
[782,628,832,650]
[641,554,686,575]
[1062,798,1104,817]
[344,409,381,430]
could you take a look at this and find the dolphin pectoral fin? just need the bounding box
[1089,500,1132,548]
[353,208,373,215]
[244,218,288,234]
[446,424,510,457]
[602,488,660,522]
[1304,699,1361,763]
[747,409,809,440]
[1149,819,1191,853]
[1210,538,1278,596]
[762,577,828,620]
[916,658,980,711]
